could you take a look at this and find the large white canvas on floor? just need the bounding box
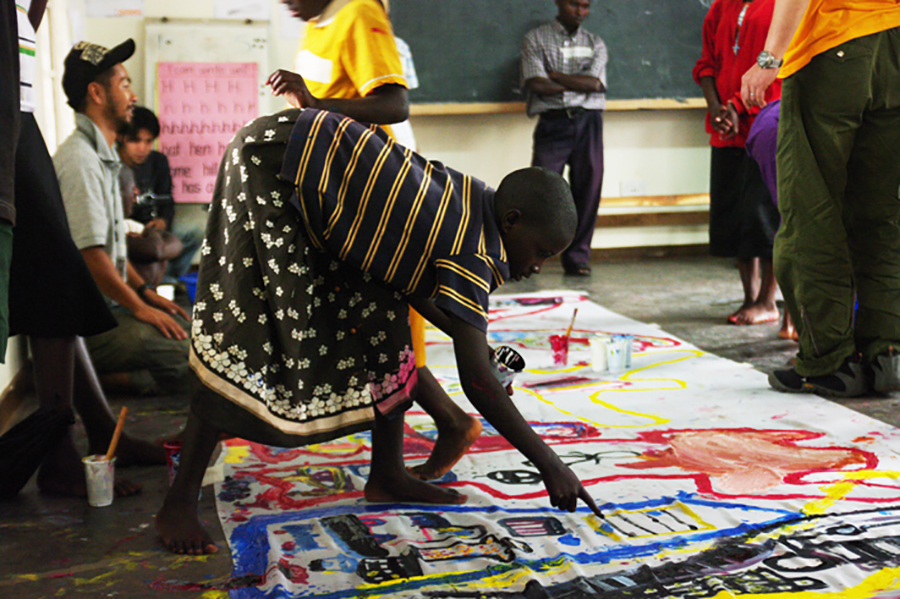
[214,291,900,598]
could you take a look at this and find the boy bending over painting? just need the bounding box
[156,108,603,555]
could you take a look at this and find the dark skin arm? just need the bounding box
[80,247,189,340]
[699,76,736,139]
[266,69,409,125]
[525,72,604,96]
[28,0,48,30]
[408,296,515,395]
[548,71,605,94]
[417,301,603,517]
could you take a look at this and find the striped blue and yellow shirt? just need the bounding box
[281,109,509,332]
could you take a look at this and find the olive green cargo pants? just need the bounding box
[776,27,900,376]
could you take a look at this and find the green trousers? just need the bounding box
[776,27,900,376]
[84,307,192,394]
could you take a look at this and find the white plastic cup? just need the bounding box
[623,334,634,368]
[607,337,628,374]
[83,455,115,507]
[589,336,609,372]
[156,284,176,301]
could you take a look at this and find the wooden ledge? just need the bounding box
[602,193,710,209]
[409,98,706,116]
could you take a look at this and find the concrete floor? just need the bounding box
[2,254,899,598]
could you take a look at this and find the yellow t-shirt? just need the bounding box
[295,0,406,140]
[781,0,900,78]
[295,0,423,365]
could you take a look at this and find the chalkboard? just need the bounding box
[389,0,709,104]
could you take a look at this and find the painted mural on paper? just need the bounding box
[214,291,900,598]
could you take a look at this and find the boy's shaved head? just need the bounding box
[494,167,578,281]
[495,167,577,243]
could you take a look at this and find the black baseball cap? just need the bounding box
[62,39,136,109]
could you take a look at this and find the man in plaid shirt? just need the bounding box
[521,0,607,277]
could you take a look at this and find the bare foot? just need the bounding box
[778,310,798,340]
[365,468,467,505]
[409,416,482,481]
[728,303,779,326]
[38,434,142,497]
[90,434,167,468]
[157,498,219,555]
[727,301,753,324]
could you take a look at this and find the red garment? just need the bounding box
[693,0,781,148]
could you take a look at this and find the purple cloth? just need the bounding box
[745,100,780,205]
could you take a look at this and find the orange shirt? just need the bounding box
[781,0,900,78]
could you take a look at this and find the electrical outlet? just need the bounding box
[619,179,646,197]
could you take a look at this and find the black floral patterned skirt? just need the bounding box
[189,110,416,446]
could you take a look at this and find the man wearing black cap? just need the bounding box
[53,40,192,396]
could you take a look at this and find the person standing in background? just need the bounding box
[5,5,161,499]
[521,0,607,277]
[743,0,900,397]
[268,0,484,482]
[273,0,408,129]
[743,99,796,340]
[693,0,782,328]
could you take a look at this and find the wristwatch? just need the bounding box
[757,50,783,69]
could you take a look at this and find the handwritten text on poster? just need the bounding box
[157,62,258,203]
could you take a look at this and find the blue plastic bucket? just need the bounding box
[180,272,198,303]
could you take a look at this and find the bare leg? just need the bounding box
[156,406,221,555]
[728,257,760,322]
[73,337,166,466]
[364,408,467,505]
[732,257,780,325]
[409,367,481,481]
[780,308,798,341]
[0,359,34,435]
[32,337,141,497]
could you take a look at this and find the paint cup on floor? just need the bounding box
[82,455,115,507]
[490,345,526,387]
[589,335,610,372]
[606,336,629,375]
[549,334,569,366]
[622,334,634,369]
[156,284,176,301]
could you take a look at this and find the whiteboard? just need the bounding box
[143,19,270,112]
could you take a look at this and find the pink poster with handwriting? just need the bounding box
[157,62,258,203]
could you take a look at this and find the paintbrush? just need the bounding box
[105,406,128,462]
[564,308,578,340]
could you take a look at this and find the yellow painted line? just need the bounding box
[223,443,252,464]
[519,384,668,429]
[803,469,900,515]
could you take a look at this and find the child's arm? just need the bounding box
[446,314,604,517]
[267,69,409,125]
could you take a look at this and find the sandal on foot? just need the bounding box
[769,357,868,398]
[870,348,900,393]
